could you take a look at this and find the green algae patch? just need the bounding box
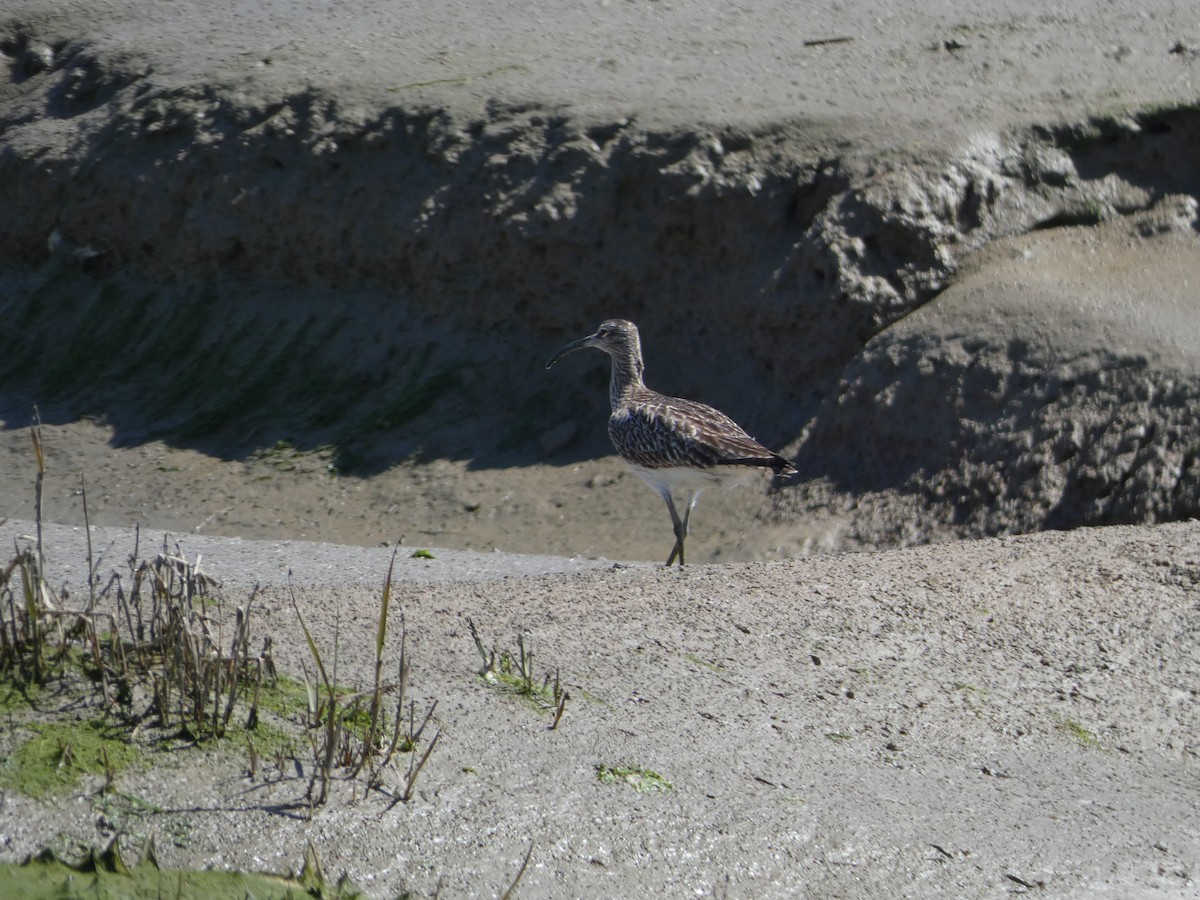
[596,763,673,793]
[0,720,144,798]
[684,653,725,673]
[1058,716,1102,749]
[1,844,366,899]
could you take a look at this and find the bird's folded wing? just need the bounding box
[610,394,789,471]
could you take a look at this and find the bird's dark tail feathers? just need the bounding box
[718,454,798,477]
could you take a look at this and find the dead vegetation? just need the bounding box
[0,413,439,814]
[291,548,440,808]
[0,414,569,896]
[469,618,569,729]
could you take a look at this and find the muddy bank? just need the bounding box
[1,2,1200,563]
[780,205,1200,548]
[2,516,1198,898]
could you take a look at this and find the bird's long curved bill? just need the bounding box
[545,335,595,369]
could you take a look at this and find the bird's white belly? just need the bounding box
[628,463,755,496]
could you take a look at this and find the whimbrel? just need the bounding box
[546,319,797,566]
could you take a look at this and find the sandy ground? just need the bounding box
[1,516,1198,898]
[5,0,1197,138]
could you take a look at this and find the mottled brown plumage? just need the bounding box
[547,319,796,565]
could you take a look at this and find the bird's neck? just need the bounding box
[608,345,646,410]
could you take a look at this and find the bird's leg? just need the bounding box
[661,493,686,567]
[668,490,702,567]
[682,490,701,535]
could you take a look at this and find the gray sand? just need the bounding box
[1,517,1197,899]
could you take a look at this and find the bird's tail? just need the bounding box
[718,454,798,477]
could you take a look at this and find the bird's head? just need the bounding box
[546,319,641,369]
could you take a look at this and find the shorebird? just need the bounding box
[546,319,797,566]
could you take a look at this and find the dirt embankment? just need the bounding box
[1,5,1200,562]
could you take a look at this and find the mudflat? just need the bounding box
[2,0,1200,897]
[1,515,1198,898]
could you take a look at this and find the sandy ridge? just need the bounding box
[2,517,1198,897]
